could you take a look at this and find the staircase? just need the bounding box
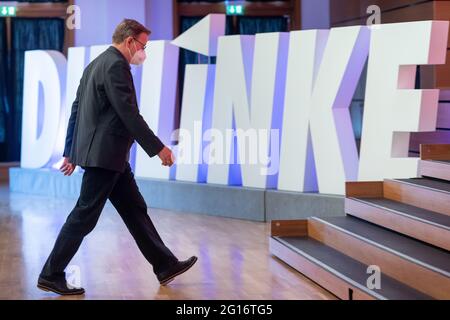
[270,144,450,300]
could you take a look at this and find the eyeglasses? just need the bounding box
[133,37,147,50]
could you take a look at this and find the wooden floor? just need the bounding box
[0,183,335,300]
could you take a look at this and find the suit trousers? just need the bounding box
[40,163,178,280]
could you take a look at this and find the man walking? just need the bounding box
[37,19,197,296]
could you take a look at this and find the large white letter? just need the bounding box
[171,14,225,183]
[278,30,328,192]
[21,50,66,168]
[207,33,289,188]
[134,41,179,179]
[175,64,215,182]
[308,26,370,195]
[359,21,449,180]
[279,27,369,195]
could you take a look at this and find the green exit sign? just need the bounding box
[226,4,244,16]
[0,6,16,17]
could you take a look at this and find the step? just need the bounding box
[345,197,450,250]
[307,216,450,299]
[420,144,450,161]
[384,177,450,216]
[419,160,450,182]
[270,236,431,300]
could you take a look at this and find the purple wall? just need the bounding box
[73,0,329,47]
[146,0,174,40]
[74,0,146,46]
[301,0,330,30]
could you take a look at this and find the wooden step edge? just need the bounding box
[271,220,308,237]
[308,218,450,299]
[420,144,450,160]
[345,181,384,198]
[345,198,450,251]
[269,237,379,300]
[384,179,450,216]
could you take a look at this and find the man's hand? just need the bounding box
[60,157,76,176]
[158,146,175,167]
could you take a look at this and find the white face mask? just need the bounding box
[128,40,147,65]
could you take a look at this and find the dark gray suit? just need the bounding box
[64,46,164,172]
[40,46,178,281]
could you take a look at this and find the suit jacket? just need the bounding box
[63,46,164,172]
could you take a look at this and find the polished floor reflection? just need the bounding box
[0,183,335,300]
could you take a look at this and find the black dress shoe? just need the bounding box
[37,276,85,296]
[157,256,198,286]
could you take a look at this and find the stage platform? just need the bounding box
[9,168,344,222]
